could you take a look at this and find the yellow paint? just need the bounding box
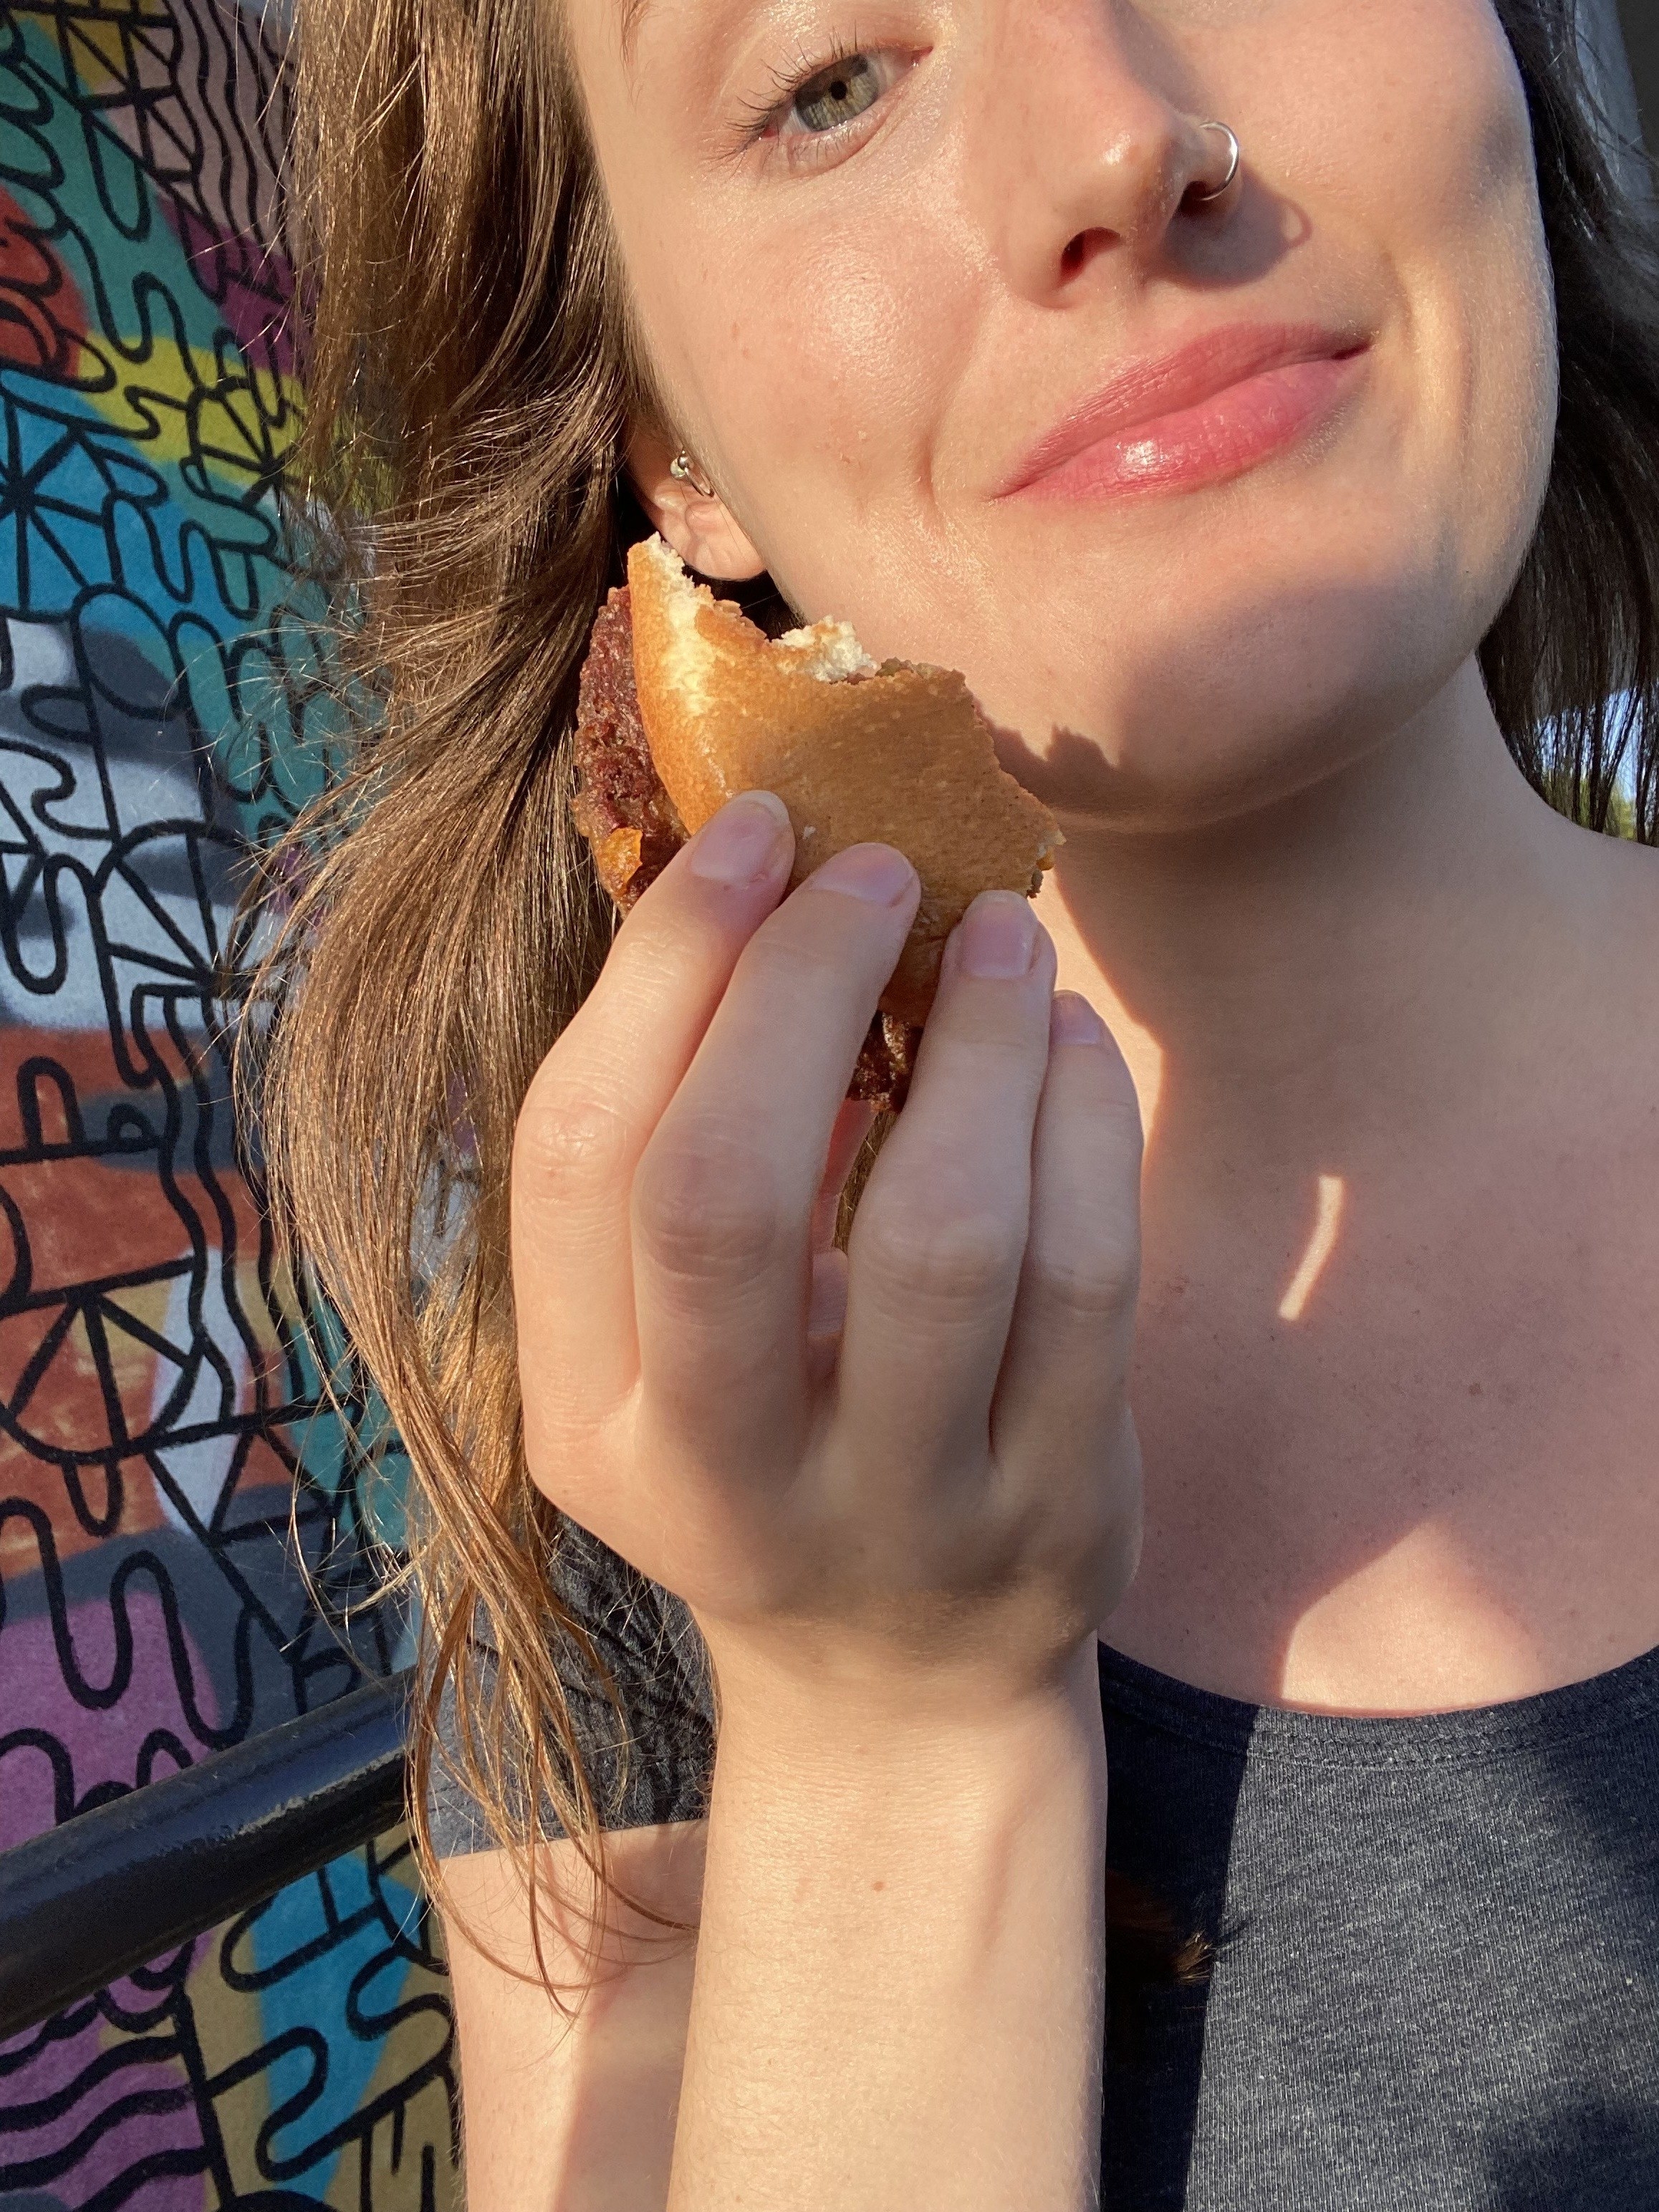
[78,350,304,481]
[182,1953,276,2205]
[15,0,169,95]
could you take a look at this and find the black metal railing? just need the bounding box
[0,1670,414,2042]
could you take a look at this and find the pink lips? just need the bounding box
[996,324,1370,502]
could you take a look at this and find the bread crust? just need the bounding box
[627,537,1062,1027]
[571,585,921,1110]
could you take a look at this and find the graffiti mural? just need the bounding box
[0,0,460,2201]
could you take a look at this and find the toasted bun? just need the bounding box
[627,535,1062,1027]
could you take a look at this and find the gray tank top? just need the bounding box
[430,1526,1659,2208]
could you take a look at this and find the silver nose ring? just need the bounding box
[1190,120,1241,206]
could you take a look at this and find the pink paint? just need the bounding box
[1,1594,218,1851]
[0,2000,208,2209]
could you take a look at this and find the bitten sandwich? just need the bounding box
[572,535,1062,1107]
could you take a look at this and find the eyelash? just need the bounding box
[731,35,906,169]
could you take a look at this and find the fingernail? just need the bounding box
[956,891,1038,979]
[809,843,917,906]
[1051,991,1108,1047]
[688,792,792,886]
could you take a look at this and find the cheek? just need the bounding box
[686,251,931,490]
[581,35,989,619]
[1294,0,1557,567]
[627,156,989,602]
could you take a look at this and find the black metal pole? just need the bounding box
[0,1670,415,2041]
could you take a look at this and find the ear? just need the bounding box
[625,423,768,582]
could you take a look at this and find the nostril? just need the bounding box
[1060,227,1111,280]
[1179,175,1231,216]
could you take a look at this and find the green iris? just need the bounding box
[794,53,881,134]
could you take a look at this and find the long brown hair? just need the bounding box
[244,0,1659,1969]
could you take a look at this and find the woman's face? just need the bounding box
[567,0,1558,827]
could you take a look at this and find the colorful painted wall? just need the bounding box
[0,0,459,2202]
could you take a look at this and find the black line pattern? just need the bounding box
[1,0,458,2199]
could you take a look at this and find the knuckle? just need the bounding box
[856,1199,1026,1314]
[740,927,852,1006]
[514,1087,634,1203]
[933,991,1053,1064]
[1024,1234,1141,1322]
[635,1121,786,1279]
[935,1036,1049,1105]
[753,881,910,977]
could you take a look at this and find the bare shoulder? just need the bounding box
[442,1824,706,2212]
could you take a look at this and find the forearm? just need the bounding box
[444,1828,706,2212]
[668,1643,1107,2212]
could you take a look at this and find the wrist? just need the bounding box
[706,1632,1107,1829]
[678,1633,1108,2212]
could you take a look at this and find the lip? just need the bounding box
[995,323,1371,502]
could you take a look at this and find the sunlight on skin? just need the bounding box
[1048,917,1165,1137]
[1278,1173,1345,1322]
[1102,998,1165,1138]
[1277,1517,1542,1714]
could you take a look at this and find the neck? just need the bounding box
[1044,655,1582,1164]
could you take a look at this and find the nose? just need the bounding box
[963,0,1231,301]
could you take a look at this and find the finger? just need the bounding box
[837,891,1057,1487]
[812,1098,877,1256]
[511,792,793,1466]
[807,1246,851,1388]
[806,1105,872,1389]
[631,845,919,1478]
[991,992,1143,1498]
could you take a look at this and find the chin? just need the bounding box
[961,406,1524,770]
[979,565,1481,836]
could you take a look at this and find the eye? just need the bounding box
[784,50,885,137]
[738,42,915,158]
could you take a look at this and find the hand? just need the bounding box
[511,789,1144,1716]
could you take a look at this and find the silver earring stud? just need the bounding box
[669,451,715,497]
[1189,120,1241,206]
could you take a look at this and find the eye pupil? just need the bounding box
[794,52,881,135]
